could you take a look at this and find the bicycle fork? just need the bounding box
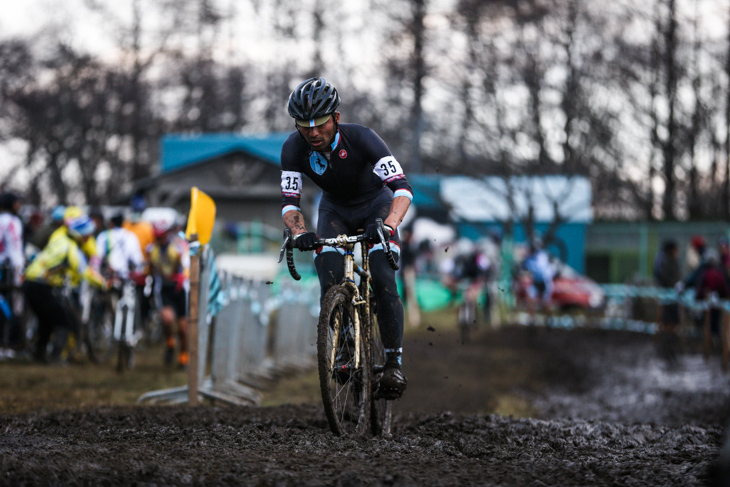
[330,245,366,371]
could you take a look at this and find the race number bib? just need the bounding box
[281,171,303,197]
[373,156,405,183]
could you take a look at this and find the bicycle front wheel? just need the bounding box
[317,286,370,436]
[86,294,114,364]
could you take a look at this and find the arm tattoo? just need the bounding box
[284,210,307,234]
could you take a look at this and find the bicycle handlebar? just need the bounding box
[279,228,302,281]
[278,218,399,281]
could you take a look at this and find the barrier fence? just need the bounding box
[138,249,319,406]
[599,285,730,335]
[510,283,730,371]
[139,260,730,405]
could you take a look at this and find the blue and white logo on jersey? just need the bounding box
[310,152,328,175]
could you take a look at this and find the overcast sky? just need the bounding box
[3,0,113,48]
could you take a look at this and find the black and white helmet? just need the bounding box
[287,77,341,126]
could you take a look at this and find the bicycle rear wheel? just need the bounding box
[116,314,133,373]
[317,285,370,436]
[368,295,393,437]
[116,289,139,373]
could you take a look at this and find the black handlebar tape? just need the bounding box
[375,218,399,271]
[286,246,301,281]
[281,228,301,280]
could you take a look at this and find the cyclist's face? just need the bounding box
[296,112,340,152]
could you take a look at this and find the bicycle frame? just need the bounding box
[113,279,138,346]
[323,237,383,384]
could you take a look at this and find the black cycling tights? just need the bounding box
[315,249,403,353]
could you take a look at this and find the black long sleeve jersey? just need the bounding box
[280,123,413,216]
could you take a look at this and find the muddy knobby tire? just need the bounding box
[367,294,393,437]
[86,296,114,365]
[317,285,370,436]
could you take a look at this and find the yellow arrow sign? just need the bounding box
[185,187,216,244]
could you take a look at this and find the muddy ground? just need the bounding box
[2,324,730,486]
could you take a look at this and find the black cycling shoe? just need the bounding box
[379,359,407,400]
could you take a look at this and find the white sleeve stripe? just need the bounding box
[282,205,301,216]
[393,189,413,201]
[368,242,401,256]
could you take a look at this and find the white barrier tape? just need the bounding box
[600,285,730,312]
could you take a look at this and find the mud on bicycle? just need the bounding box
[279,218,400,436]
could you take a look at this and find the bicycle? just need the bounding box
[279,218,399,436]
[457,280,482,344]
[109,277,141,372]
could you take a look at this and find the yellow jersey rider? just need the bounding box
[48,206,99,277]
[24,215,105,363]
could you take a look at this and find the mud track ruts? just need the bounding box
[1,326,729,486]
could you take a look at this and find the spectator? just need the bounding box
[653,239,681,335]
[695,248,729,338]
[686,235,706,277]
[681,234,712,295]
[718,237,730,280]
[654,239,681,288]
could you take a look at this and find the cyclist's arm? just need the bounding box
[283,209,308,235]
[95,232,107,260]
[68,244,105,289]
[384,196,411,231]
[280,162,308,234]
[369,137,413,232]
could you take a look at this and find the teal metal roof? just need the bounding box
[408,174,443,210]
[160,132,291,173]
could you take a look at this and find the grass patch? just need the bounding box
[0,343,187,415]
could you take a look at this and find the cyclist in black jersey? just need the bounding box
[281,77,413,399]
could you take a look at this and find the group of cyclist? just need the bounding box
[2,77,414,404]
[0,193,191,369]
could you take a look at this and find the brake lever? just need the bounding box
[279,228,292,264]
[375,218,399,271]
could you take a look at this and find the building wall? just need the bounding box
[144,151,317,229]
[585,221,730,283]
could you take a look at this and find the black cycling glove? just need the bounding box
[365,223,394,244]
[294,232,319,251]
